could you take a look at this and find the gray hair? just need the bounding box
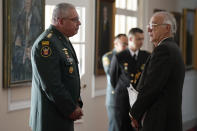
[52,3,75,24]
[154,11,177,35]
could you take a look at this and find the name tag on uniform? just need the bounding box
[127,84,138,108]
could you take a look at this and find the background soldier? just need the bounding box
[102,34,128,131]
[110,28,150,131]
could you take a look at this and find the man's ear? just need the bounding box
[57,18,63,25]
[129,36,133,42]
[167,24,171,33]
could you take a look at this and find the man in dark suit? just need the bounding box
[29,3,83,131]
[110,28,150,131]
[130,11,185,131]
[102,34,128,131]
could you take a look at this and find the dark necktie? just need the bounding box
[133,54,137,61]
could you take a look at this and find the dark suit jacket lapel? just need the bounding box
[136,50,143,67]
[159,37,173,46]
[136,55,151,91]
[126,48,136,66]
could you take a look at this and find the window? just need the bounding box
[115,0,138,36]
[45,5,86,76]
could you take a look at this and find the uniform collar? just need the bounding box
[129,48,139,57]
[49,25,67,41]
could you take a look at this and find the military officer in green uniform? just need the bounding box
[110,28,150,131]
[102,34,128,131]
[29,3,83,131]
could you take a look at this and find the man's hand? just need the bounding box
[131,118,139,130]
[69,106,83,121]
[129,113,139,130]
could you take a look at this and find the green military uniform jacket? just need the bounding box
[29,25,83,131]
[102,49,117,106]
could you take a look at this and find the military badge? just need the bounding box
[124,63,128,71]
[141,64,145,70]
[69,66,74,74]
[103,57,110,66]
[67,58,73,63]
[47,33,53,38]
[41,41,49,46]
[63,48,69,55]
[135,72,141,81]
[130,73,134,77]
[41,46,52,57]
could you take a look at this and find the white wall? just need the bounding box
[177,0,197,12]
[182,70,197,122]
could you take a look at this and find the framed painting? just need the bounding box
[95,0,115,75]
[171,12,182,47]
[194,9,197,70]
[3,0,45,88]
[182,9,196,69]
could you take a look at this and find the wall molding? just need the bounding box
[8,88,30,111]
[94,89,106,97]
[183,118,197,131]
[91,75,106,98]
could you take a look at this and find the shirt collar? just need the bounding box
[157,37,170,46]
[129,49,139,57]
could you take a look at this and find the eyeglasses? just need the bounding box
[63,17,80,23]
[146,23,168,30]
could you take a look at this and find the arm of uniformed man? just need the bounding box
[109,55,120,88]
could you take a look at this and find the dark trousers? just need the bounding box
[115,88,134,131]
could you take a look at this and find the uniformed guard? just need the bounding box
[110,28,150,131]
[29,3,83,131]
[102,34,128,131]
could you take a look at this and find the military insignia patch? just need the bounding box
[67,58,73,63]
[42,41,49,46]
[141,64,145,70]
[41,46,52,57]
[103,57,110,66]
[69,66,74,74]
[124,63,128,71]
[47,33,53,38]
[135,72,141,80]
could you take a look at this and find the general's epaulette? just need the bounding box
[47,31,53,38]
[103,56,110,66]
[106,51,113,56]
